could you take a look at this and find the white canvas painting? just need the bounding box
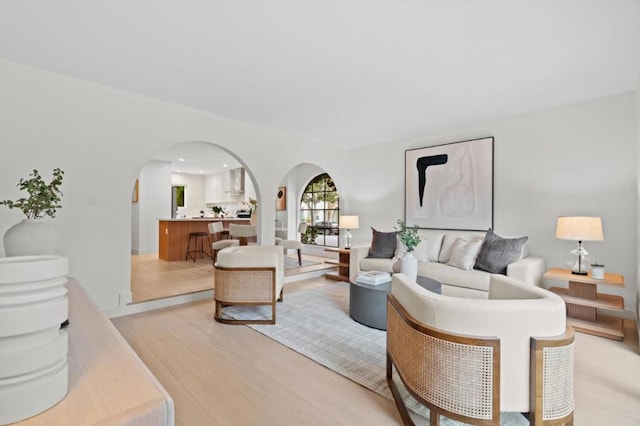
[405,137,493,230]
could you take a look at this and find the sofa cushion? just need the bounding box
[359,257,399,274]
[367,228,397,258]
[395,232,444,262]
[474,230,528,275]
[446,238,483,271]
[418,262,492,292]
[438,233,484,263]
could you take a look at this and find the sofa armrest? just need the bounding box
[349,245,370,282]
[506,256,545,286]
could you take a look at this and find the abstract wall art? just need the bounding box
[276,186,286,211]
[405,137,494,230]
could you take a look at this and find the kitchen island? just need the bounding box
[158,218,251,261]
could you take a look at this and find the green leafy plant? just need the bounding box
[301,225,318,245]
[247,197,258,212]
[210,205,225,214]
[395,219,421,252]
[0,168,64,219]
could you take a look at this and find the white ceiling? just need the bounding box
[151,141,241,175]
[1,1,639,149]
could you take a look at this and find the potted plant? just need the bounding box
[210,205,225,218]
[395,219,420,252]
[0,168,64,256]
[247,197,258,225]
[395,219,421,281]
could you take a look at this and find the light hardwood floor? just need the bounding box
[130,253,334,303]
[113,277,640,426]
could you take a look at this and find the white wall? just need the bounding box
[636,79,640,332]
[346,93,638,314]
[137,160,172,254]
[0,59,345,313]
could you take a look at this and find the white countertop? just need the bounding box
[158,218,251,222]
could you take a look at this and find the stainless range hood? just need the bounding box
[225,167,245,194]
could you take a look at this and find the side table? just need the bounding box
[323,247,350,282]
[544,267,624,340]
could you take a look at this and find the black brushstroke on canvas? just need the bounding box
[416,154,448,207]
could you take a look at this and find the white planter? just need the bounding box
[0,255,69,424]
[3,219,57,256]
[399,251,418,282]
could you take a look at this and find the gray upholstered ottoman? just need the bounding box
[349,276,441,330]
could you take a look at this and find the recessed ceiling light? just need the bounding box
[199,170,204,173]
[178,158,185,162]
[223,163,228,168]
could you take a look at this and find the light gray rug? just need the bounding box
[223,282,528,425]
[283,256,320,269]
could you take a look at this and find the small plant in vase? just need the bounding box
[395,219,421,281]
[210,205,225,218]
[395,219,420,252]
[247,197,258,225]
[247,197,258,212]
[0,168,64,219]
[0,168,64,256]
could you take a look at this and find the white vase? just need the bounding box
[0,255,69,424]
[399,251,418,282]
[3,219,57,256]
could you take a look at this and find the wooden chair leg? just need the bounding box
[297,249,302,265]
[387,353,415,426]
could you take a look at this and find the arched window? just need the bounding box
[300,173,339,247]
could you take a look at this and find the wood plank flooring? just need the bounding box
[113,277,640,426]
[130,253,334,303]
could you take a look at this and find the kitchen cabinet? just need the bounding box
[205,173,226,203]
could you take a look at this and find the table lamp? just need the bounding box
[339,215,359,249]
[555,216,603,275]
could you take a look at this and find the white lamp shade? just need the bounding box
[555,216,603,241]
[339,215,359,229]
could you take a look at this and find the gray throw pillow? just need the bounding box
[367,228,398,258]
[474,229,528,275]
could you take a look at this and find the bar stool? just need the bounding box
[186,231,212,262]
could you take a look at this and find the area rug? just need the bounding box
[223,282,528,425]
[283,256,321,269]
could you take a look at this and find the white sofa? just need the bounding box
[387,273,574,423]
[350,229,545,298]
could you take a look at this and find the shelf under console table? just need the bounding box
[16,279,174,425]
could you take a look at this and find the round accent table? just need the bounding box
[350,275,441,330]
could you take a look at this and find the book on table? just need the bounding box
[356,271,391,285]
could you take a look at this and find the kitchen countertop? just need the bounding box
[158,218,251,221]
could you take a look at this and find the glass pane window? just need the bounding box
[300,173,339,247]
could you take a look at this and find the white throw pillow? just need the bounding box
[446,238,483,271]
[438,234,458,263]
[395,233,444,262]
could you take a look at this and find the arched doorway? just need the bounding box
[130,141,258,304]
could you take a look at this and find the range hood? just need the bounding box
[225,167,245,194]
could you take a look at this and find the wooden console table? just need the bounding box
[324,247,350,282]
[544,267,624,340]
[16,279,174,425]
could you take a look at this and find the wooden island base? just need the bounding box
[158,218,251,261]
